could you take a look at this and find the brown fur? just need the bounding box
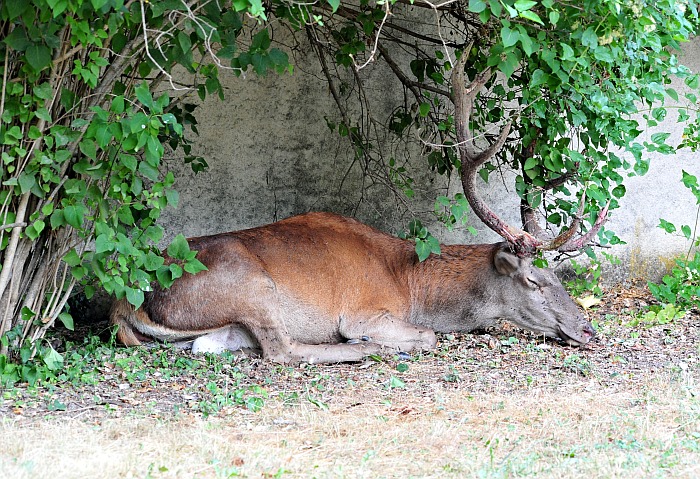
[110,212,594,363]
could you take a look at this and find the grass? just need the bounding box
[1,370,699,478]
[1,300,699,478]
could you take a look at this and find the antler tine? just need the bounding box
[539,192,588,251]
[556,199,611,253]
[452,49,539,256]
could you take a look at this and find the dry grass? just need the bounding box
[2,375,699,479]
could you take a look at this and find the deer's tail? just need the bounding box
[109,298,148,346]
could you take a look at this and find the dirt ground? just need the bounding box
[1,284,699,478]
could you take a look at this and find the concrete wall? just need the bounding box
[159,35,700,283]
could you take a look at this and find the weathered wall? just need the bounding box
[159,35,700,283]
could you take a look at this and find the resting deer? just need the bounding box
[110,50,606,364]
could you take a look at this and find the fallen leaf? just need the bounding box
[577,295,602,310]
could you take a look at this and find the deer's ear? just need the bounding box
[493,249,523,277]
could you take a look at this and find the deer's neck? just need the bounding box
[407,243,503,332]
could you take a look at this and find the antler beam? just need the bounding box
[451,49,609,256]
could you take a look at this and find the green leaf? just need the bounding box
[681,225,692,239]
[523,157,538,170]
[232,0,247,12]
[247,0,267,20]
[651,132,670,145]
[42,346,64,371]
[184,258,208,275]
[531,69,547,86]
[3,28,31,52]
[426,235,441,255]
[681,170,698,186]
[5,0,30,20]
[161,113,177,125]
[612,185,626,198]
[84,284,95,299]
[419,102,430,117]
[126,288,145,309]
[90,0,110,9]
[95,234,115,254]
[415,239,431,262]
[35,107,52,122]
[593,46,613,62]
[71,266,87,281]
[120,154,137,172]
[665,88,679,102]
[167,234,191,260]
[25,223,40,240]
[518,10,543,25]
[58,312,74,331]
[144,251,165,271]
[327,0,340,12]
[685,74,699,89]
[21,306,36,322]
[581,28,598,48]
[50,209,65,229]
[63,249,81,267]
[135,82,153,109]
[519,31,536,56]
[658,219,676,234]
[138,161,160,181]
[514,0,537,11]
[165,188,179,207]
[156,266,175,288]
[79,140,97,160]
[468,0,487,13]
[501,27,519,48]
[389,376,406,389]
[111,95,125,114]
[499,52,518,78]
[25,44,53,72]
[549,10,560,25]
[169,263,183,281]
[28,125,42,140]
[18,172,36,194]
[32,219,45,237]
[652,108,667,122]
[63,205,84,229]
[117,205,135,225]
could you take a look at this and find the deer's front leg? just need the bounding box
[339,312,437,353]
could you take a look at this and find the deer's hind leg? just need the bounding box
[242,305,383,364]
[227,274,383,364]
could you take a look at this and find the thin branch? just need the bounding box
[351,0,391,71]
[0,222,28,230]
[377,43,451,98]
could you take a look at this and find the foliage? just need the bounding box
[650,170,700,309]
[627,303,687,327]
[564,252,620,298]
[0,0,290,359]
[649,253,700,309]
[302,0,700,252]
[1,331,267,415]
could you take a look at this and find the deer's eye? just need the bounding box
[526,277,540,289]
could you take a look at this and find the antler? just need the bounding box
[451,50,609,257]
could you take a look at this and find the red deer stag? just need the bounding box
[110,51,605,364]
